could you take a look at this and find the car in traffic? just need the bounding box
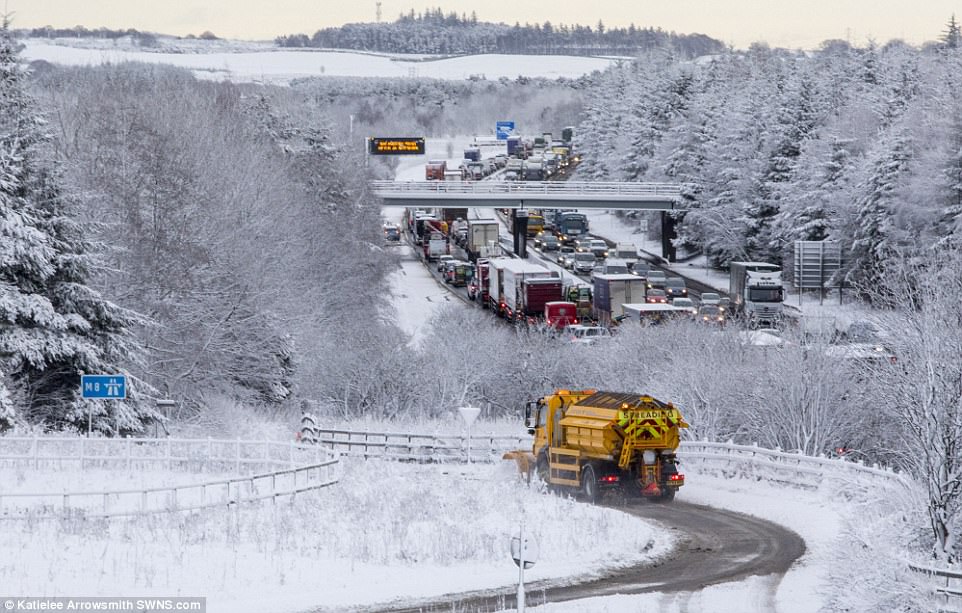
[700,292,722,307]
[645,270,667,289]
[573,252,597,274]
[383,224,401,242]
[557,246,577,268]
[665,277,688,298]
[632,260,651,278]
[596,258,630,275]
[671,297,697,314]
[541,234,560,251]
[696,304,726,325]
[436,254,455,272]
[589,239,609,259]
[534,232,559,251]
[565,324,611,345]
[645,288,669,304]
[573,238,593,253]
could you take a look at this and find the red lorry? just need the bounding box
[468,259,490,305]
[544,301,579,330]
[487,258,563,322]
[425,160,446,180]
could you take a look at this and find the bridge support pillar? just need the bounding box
[513,208,528,259]
[660,212,677,263]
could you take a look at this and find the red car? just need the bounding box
[646,289,668,304]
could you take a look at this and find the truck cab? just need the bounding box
[729,261,784,328]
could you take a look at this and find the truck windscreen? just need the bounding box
[749,288,784,302]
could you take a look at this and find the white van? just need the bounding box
[613,243,639,269]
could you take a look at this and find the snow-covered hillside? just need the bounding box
[21,39,621,83]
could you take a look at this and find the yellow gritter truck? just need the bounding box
[505,390,689,502]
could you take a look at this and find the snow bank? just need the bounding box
[0,459,671,613]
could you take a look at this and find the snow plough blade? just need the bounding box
[503,450,537,483]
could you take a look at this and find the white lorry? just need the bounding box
[466,220,501,262]
[613,243,640,271]
[729,261,784,328]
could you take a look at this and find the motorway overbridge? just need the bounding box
[371,180,685,260]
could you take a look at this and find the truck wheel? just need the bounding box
[581,465,600,504]
[658,488,676,503]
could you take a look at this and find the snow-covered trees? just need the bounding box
[0,26,154,432]
[870,258,962,561]
[279,12,725,58]
[31,62,407,417]
[845,131,912,299]
[575,38,962,278]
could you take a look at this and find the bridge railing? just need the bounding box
[371,180,682,197]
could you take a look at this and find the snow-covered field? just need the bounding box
[0,458,674,613]
[21,39,621,84]
[0,466,233,494]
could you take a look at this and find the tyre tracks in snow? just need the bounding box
[337,500,804,613]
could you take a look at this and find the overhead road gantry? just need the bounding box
[372,180,686,261]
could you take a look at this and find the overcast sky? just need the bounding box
[8,0,958,49]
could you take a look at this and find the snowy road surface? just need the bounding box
[354,499,804,612]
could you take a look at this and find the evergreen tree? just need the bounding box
[0,25,155,432]
[846,131,912,301]
[935,112,962,247]
[756,72,824,259]
[861,42,880,85]
[657,88,722,252]
[793,138,854,242]
[943,14,961,50]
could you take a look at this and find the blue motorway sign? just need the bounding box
[496,121,515,140]
[81,374,127,399]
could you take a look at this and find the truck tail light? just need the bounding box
[601,475,619,483]
[669,474,684,482]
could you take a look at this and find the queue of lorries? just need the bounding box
[405,127,786,333]
[393,201,762,338]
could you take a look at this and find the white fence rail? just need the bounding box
[908,562,962,607]
[301,426,908,490]
[302,427,529,463]
[678,440,912,492]
[0,437,340,519]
